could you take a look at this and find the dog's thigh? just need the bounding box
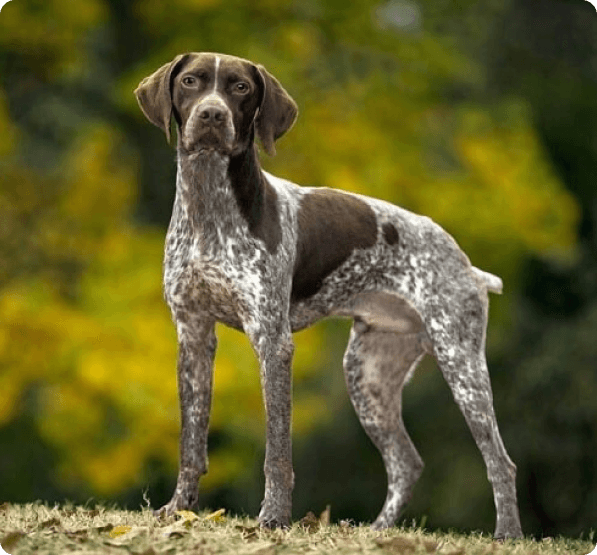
[426,293,522,538]
[343,321,426,528]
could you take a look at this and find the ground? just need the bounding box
[0,503,592,555]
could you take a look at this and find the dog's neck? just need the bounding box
[174,144,280,254]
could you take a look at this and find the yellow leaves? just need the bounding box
[204,509,226,523]
[109,525,132,538]
[172,509,225,533]
[277,23,322,63]
[453,105,579,260]
[0,0,107,75]
[51,125,137,260]
[74,440,145,496]
[175,510,200,523]
[200,449,252,491]
[61,126,136,226]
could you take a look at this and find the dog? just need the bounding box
[134,52,523,538]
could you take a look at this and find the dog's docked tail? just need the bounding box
[472,267,503,294]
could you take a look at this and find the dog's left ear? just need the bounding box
[134,54,189,144]
[254,65,298,156]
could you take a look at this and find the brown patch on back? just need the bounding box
[292,189,378,300]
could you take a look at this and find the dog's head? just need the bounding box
[134,52,298,156]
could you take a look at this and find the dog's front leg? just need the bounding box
[156,316,217,517]
[249,323,295,529]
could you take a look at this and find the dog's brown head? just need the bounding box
[134,52,298,156]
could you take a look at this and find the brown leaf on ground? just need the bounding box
[375,536,417,553]
[1,531,26,552]
[299,512,320,532]
[65,529,88,542]
[40,517,61,530]
[95,523,114,533]
[166,530,186,539]
[236,525,260,541]
[422,539,439,552]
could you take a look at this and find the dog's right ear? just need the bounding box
[134,54,189,143]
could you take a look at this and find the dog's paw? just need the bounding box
[258,514,291,530]
[494,512,523,540]
[258,503,291,530]
[154,491,199,519]
[493,527,523,541]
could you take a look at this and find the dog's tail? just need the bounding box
[472,267,503,294]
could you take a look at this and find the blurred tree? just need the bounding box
[483,0,597,537]
[0,0,592,539]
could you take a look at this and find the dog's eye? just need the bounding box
[182,75,197,86]
[234,82,250,94]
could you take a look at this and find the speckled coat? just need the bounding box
[134,52,523,539]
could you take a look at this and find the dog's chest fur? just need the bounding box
[163,152,295,331]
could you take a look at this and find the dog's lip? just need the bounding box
[183,138,232,155]
[183,130,234,155]
[182,145,232,159]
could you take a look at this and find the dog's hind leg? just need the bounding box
[343,320,427,529]
[427,291,522,539]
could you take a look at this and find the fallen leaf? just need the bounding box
[160,522,188,539]
[299,511,320,532]
[95,524,114,533]
[65,529,88,542]
[422,539,439,552]
[176,510,199,522]
[204,508,226,523]
[236,525,260,541]
[166,531,186,539]
[107,526,149,546]
[175,510,200,529]
[109,525,132,538]
[375,536,417,553]
[1,531,25,552]
[40,517,61,530]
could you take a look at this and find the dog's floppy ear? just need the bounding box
[254,65,298,156]
[134,54,189,143]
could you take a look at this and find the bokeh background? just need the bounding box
[0,0,596,539]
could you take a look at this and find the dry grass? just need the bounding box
[0,502,593,555]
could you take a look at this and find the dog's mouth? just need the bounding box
[182,128,235,156]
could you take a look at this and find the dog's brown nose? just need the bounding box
[199,106,226,125]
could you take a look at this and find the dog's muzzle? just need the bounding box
[183,94,236,153]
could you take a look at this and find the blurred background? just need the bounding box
[0,0,596,539]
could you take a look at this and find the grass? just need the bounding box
[0,502,593,555]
